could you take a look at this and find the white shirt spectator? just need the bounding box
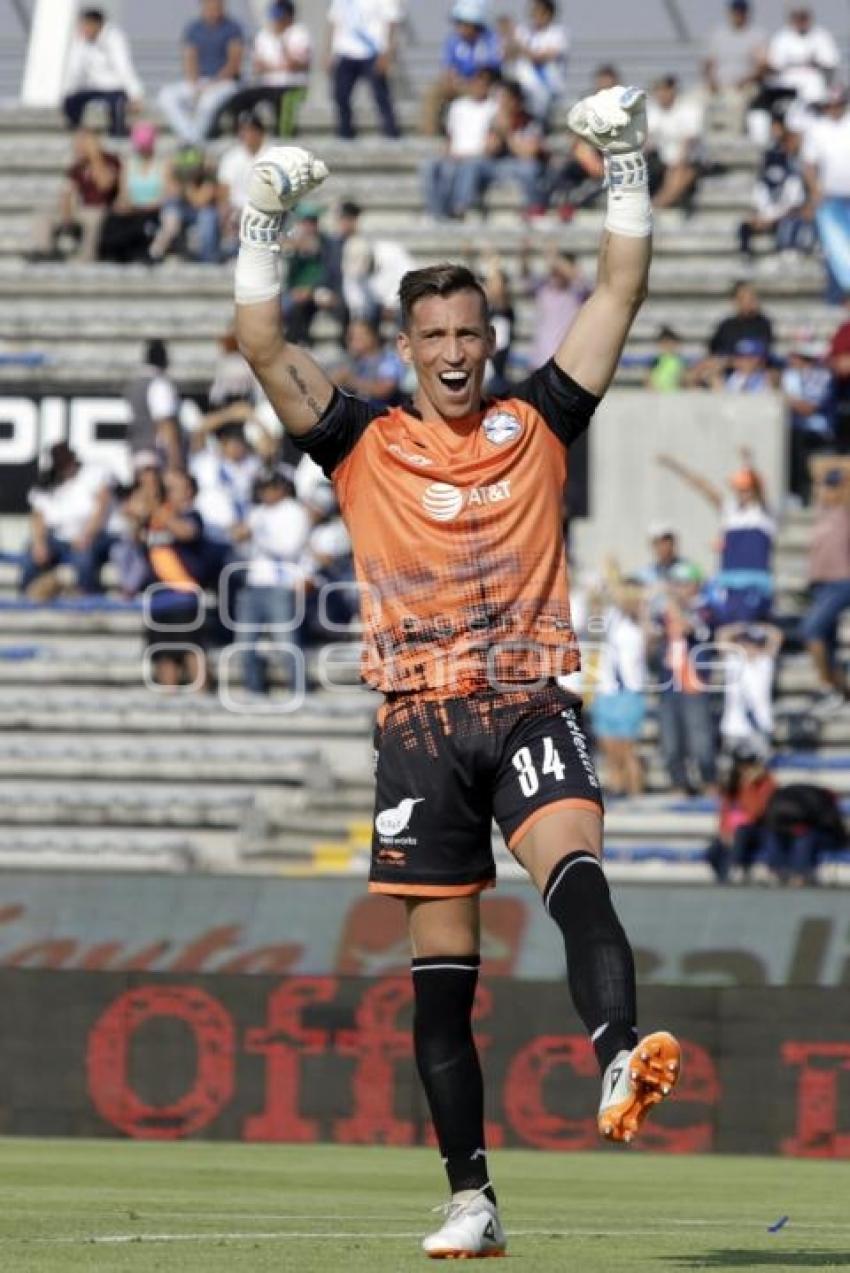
[328,0,403,61]
[254,21,312,87]
[191,448,263,538]
[768,22,840,105]
[63,20,143,99]
[218,141,265,212]
[597,609,646,695]
[446,93,499,157]
[706,21,766,89]
[246,497,310,587]
[507,20,569,118]
[803,111,850,197]
[646,94,703,166]
[28,466,109,543]
[721,648,775,751]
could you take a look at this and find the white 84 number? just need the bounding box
[512,736,566,798]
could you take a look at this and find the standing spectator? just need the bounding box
[149,146,221,264]
[590,579,648,798]
[738,120,814,259]
[829,301,850,450]
[233,466,311,694]
[703,0,766,132]
[803,86,850,302]
[479,80,549,217]
[190,423,264,546]
[420,0,502,137]
[28,129,120,263]
[766,5,840,116]
[645,75,704,210]
[330,317,405,407]
[158,0,244,146]
[326,0,403,141]
[99,121,167,264]
[799,467,850,714]
[20,443,113,599]
[499,0,569,127]
[646,326,687,391]
[520,242,589,368]
[422,67,499,221]
[125,339,183,472]
[783,333,833,501]
[221,1,312,138]
[61,7,143,138]
[717,622,783,757]
[218,112,268,254]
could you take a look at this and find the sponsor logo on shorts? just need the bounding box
[483,409,522,446]
[375,797,424,838]
[376,847,408,866]
[561,709,601,789]
[421,480,512,523]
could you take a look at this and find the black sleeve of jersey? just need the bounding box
[510,359,601,448]
[288,389,383,478]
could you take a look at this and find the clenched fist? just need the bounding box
[246,145,330,215]
[566,86,647,154]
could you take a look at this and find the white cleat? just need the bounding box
[598,1030,682,1143]
[422,1190,507,1260]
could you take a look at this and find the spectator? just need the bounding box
[330,318,405,406]
[111,452,165,598]
[688,280,774,387]
[61,6,142,138]
[519,242,589,368]
[28,129,120,263]
[803,85,850,302]
[20,443,113,599]
[798,466,850,714]
[766,4,840,117]
[590,578,648,797]
[544,63,618,219]
[480,79,549,217]
[499,0,569,127]
[300,480,355,637]
[326,0,403,141]
[646,326,687,391]
[208,329,258,410]
[829,300,850,449]
[148,145,220,264]
[158,0,244,146]
[420,0,502,137]
[232,466,310,694]
[717,621,783,757]
[704,0,766,132]
[724,338,772,393]
[99,121,167,264]
[281,206,344,346]
[339,233,416,327]
[219,1,312,138]
[708,749,776,881]
[762,782,846,884]
[657,450,776,624]
[782,333,833,501]
[645,75,704,210]
[478,251,515,392]
[218,112,268,254]
[190,423,264,546]
[738,119,815,259]
[422,67,499,221]
[640,523,687,589]
[124,339,183,472]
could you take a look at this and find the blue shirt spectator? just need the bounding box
[158,1,244,145]
[421,0,502,136]
[442,25,502,79]
[184,12,245,79]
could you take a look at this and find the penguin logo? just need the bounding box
[375,798,424,838]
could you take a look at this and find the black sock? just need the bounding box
[412,955,495,1203]
[543,852,638,1074]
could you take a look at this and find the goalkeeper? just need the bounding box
[235,86,680,1260]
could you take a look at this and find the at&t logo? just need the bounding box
[421,480,511,522]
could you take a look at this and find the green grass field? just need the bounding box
[0,1140,848,1271]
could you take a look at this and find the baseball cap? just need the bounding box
[130,121,157,151]
[268,0,294,17]
[729,0,749,10]
[729,467,758,492]
[648,520,677,540]
[822,468,845,487]
[733,337,767,357]
[451,0,489,25]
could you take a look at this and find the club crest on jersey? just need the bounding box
[422,480,511,522]
[483,409,522,446]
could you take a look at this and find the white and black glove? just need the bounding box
[567,85,651,236]
[239,145,330,247]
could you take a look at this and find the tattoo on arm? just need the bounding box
[287,363,324,422]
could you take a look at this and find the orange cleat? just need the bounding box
[597,1030,681,1143]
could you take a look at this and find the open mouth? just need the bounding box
[439,370,471,396]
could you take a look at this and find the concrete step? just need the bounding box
[0,824,237,872]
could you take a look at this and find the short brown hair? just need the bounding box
[398,262,489,331]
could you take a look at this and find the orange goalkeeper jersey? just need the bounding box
[294,359,599,695]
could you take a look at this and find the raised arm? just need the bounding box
[554,86,651,397]
[234,147,334,437]
[656,452,722,509]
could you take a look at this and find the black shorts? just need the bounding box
[369,682,603,898]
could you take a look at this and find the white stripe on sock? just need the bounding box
[544,854,602,912]
[411,963,479,973]
[591,1022,609,1043]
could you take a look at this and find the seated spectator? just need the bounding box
[738,118,815,259]
[724,338,772,393]
[232,465,310,694]
[327,0,402,141]
[829,299,850,449]
[590,578,648,797]
[762,782,846,884]
[707,749,776,881]
[20,443,113,599]
[148,145,220,264]
[190,422,264,546]
[111,452,165,598]
[717,621,783,757]
[215,1,312,138]
[658,450,776,625]
[498,0,569,127]
[544,63,617,218]
[339,234,416,327]
[218,112,268,255]
[783,333,834,501]
[640,523,687,591]
[300,480,355,638]
[687,280,774,388]
[519,242,589,368]
[61,6,142,138]
[124,339,184,472]
[158,0,244,146]
[330,318,405,407]
[803,85,850,302]
[703,0,766,133]
[479,79,549,217]
[765,5,840,121]
[420,0,502,137]
[646,326,687,391]
[422,67,499,222]
[99,121,167,264]
[799,466,850,714]
[28,129,120,263]
[645,75,704,210]
[281,206,345,345]
[478,250,515,392]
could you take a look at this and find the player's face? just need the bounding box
[398,290,495,422]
